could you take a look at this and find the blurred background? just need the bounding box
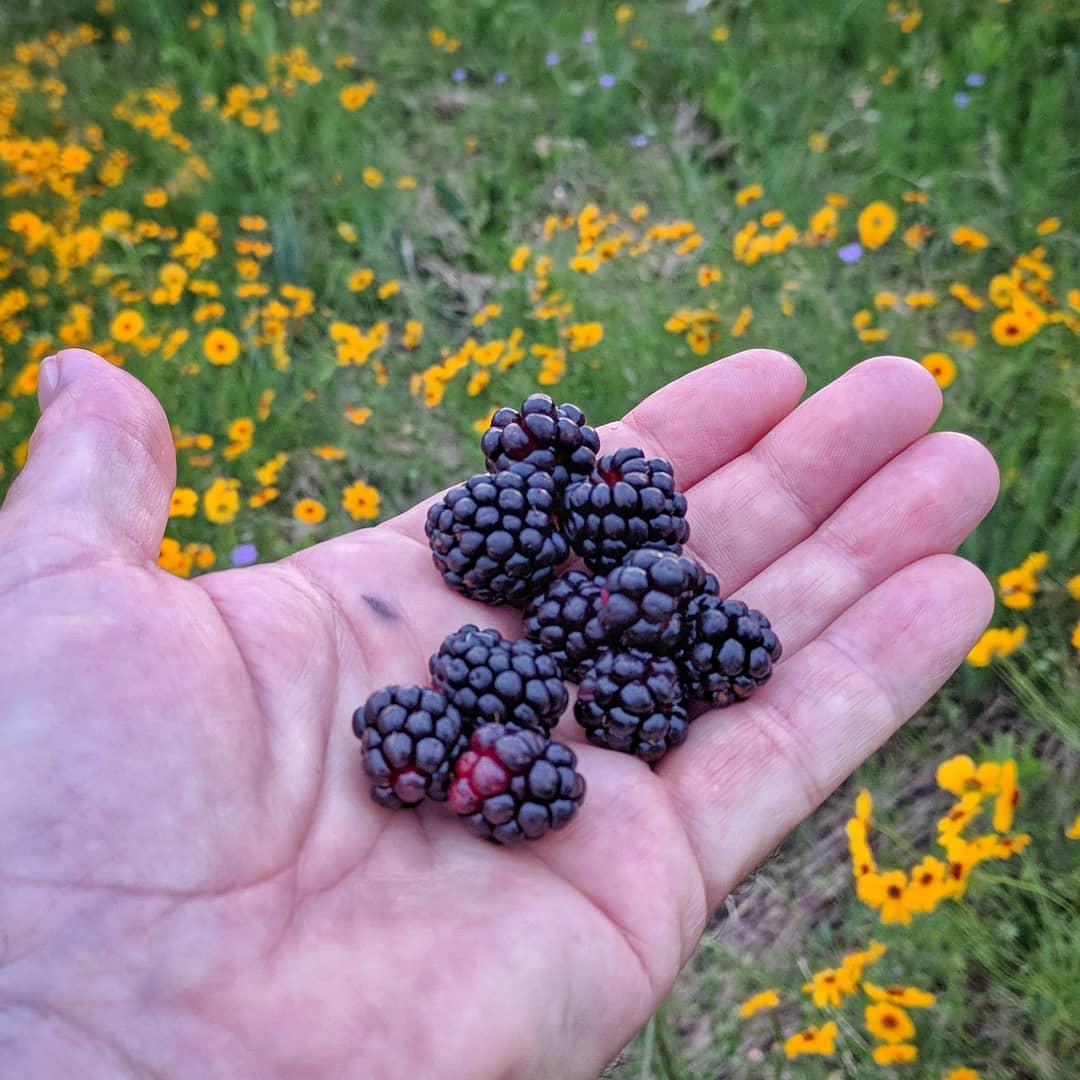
[1,1,1077,1075]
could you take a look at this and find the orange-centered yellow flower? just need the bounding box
[203,328,240,365]
[293,498,326,524]
[866,1002,916,1044]
[858,201,898,249]
[783,1021,837,1059]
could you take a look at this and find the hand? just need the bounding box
[0,348,997,1078]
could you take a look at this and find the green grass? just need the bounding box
[1,0,1078,1074]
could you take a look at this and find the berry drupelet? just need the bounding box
[679,596,782,707]
[447,722,586,844]
[523,570,611,681]
[481,393,600,493]
[424,463,568,606]
[599,548,716,655]
[429,625,569,732]
[353,686,468,809]
[562,447,690,573]
[574,650,689,763]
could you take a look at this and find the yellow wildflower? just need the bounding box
[203,328,240,365]
[966,626,1026,666]
[905,290,937,308]
[938,793,985,842]
[858,201,897,249]
[342,481,380,521]
[293,498,326,524]
[737,989,780,1018]
[784,1022,837,1059]
[921,352,956,388]
[950,282,984,311]
[905,855,946,914]
[509,245,531,272]
[204,478,240,524]
[111,309,145,342]
[563,322,604,351]
[873,1044,918,1064]
[993,760,1020,833]
[157,538,193,578]
[169,487,199,518]
[340,80,377,110]
[802,967,855,1008]
[730,306,753,338]
[735,183,763,207]
[950,225,989,251]
[865,1002,915,1044]
[864,983,935,1009]
[991,307,1039,346]
[857,869,911,924]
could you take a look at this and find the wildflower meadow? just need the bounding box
[1,1,1077,1076]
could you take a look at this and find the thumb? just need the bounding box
[0,349,176,572]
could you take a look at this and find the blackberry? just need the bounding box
[599,548,717,655]
[679,596,782,707]
[447,722,586,844]
[425,463,569,606]
[481,393,600,493]
[352,686,468,809]
[523,570,611,681]
[562,447,690,573]
[574,650,689,763]
[429,625,569,732]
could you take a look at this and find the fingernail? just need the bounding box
[38,355,60,410]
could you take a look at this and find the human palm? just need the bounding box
[0,348,997,1078]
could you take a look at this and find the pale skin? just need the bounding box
[0,347,999,1078]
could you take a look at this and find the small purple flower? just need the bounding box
[581,28,597,44]
[492,70,507,85]
[838,242,863,264]
[598,73,616,89]
[545,50,561,67]
[953,91,970,108]
[231,542,258,567]
[965,72,986,87]
[630,133,649,148]
[452,67,466,83]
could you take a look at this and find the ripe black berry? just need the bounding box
[481,393,600,493]
[599,548,716,655]
[575,650,689,763]
[523,570,612,681]
[447,722,586,844]
[353,686,468,809]
[429,625,569,732]
[425,463,569,606]
[562,447,689,573]
[679,596,782,706]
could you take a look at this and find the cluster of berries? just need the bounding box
[352,394,780,845]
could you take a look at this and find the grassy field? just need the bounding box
[1,1,1078,1075]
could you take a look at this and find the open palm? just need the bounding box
[0,347,997,1078]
